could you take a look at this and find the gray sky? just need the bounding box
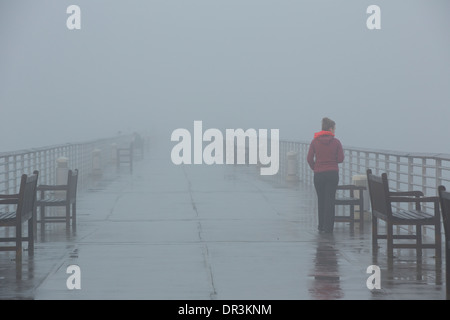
[1,0,449,153]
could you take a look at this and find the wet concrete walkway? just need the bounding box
[0,143,446,299]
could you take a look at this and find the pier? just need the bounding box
[0,136,447,299]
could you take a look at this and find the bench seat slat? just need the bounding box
[0,211,17,223]
[37,198,67,204]
[335,196,359,202]
[392,209,434,221]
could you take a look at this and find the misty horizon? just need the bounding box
[1,0,449,154]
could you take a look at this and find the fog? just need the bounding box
[1,0,449,153]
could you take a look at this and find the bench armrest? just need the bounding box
[0,194,19,199]
[336,185,366,198]
[389,196,438,203]
[389,191,424,197]
[389,196,438,211]
[0,199,19,205]
[337,185,366,190]
[37,185,68,191]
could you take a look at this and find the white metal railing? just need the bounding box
[0,135,133,196]
[0,134,137,239]
[278,140,450,196]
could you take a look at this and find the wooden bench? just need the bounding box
[36,169,78,232]
[438,185,450,298]
[366,169,441,260]
[334,185,366,231]
[0,171,39,263]
[117,143,133,173]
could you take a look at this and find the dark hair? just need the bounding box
[322,117,335,131]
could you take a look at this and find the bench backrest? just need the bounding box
[366,169,392,217]
[117,144,133,159]
[438,185,450,240]
[17,170,39,223]
[67,169,78,202]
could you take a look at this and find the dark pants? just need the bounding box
[314,171,339,233]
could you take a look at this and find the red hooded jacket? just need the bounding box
[307,131,344,173]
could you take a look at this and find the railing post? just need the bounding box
[31,152,37,177]
[347,150,353,182]
[302,143,307,185]
[408,157,413,192]
[422,158,427,236]
[5,156,10,194]
[408,157,414,213]
[13,155,18,193]
[56,157,69,201]
[92,148,102,177]
[357,151,361,177]
[286,151,299,183]
[422,158,427,197]
[111,143,118,165]
[344,150,347,183]
[56,157,69,185]
[365,152,370,175]
[436,158,442,192]
[375,153,379,175]
[384,154,389,176]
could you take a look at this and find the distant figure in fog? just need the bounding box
[307,117,344,234]
[132,132,143,148]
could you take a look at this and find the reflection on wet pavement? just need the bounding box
[309,235,343,299]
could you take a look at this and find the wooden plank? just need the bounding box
[0,211,17,220]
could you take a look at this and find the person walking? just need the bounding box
[307,117,344,234]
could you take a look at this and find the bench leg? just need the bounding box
[72,202,77,231]
[416,224,422,258]
[435,218,442,261]
[446,246,450,299]
[40,205,45,234]
[16,223,22,264]
[359,199,364,232]
[387,222,394,259]
[350,205,355,231]
[28,217,34,256]
[372,216,378,251]
[66,204,71,230]
[33,206,37,241]
[360,193,364,231]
